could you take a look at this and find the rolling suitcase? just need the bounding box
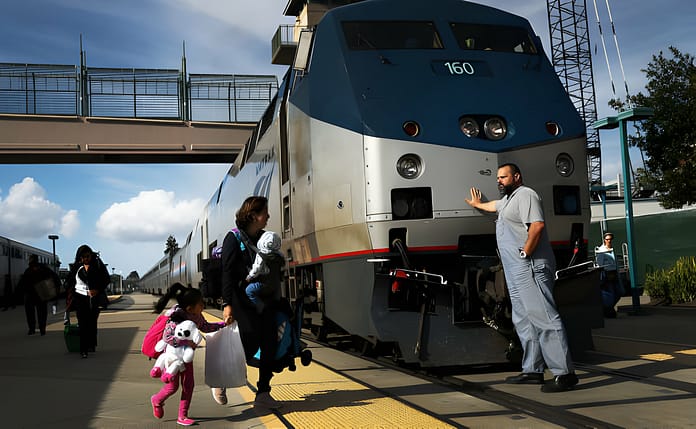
[64,323,80,353]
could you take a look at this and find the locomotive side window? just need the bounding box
[342,21,443,50]
[450,23,538,54]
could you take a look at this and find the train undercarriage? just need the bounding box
[286,236,603,367]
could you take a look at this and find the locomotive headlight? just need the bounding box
[555,153,574,177]
[484,117,507,140]
[459,117,479,138]
[396,154,422,179]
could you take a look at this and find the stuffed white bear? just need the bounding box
[150,320,202,383]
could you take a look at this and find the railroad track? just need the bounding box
[305,331,695,429]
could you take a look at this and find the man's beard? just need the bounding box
[498,183,516,196]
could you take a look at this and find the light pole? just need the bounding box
[593,107,654,313]
[48,234,59,272]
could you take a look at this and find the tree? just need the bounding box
[164,235,179,257]
[164,235,179,285]
[609,46,696,209]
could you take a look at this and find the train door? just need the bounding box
[281,29,315,300]
[281,29,313,239]
[198,218,209,277]
[279,72,292,239]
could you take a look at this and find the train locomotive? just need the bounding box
[142,0,600,367]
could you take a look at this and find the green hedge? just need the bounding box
[643,256,696,304]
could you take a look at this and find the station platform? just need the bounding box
[1,294,453,428]
[2,293,695,428]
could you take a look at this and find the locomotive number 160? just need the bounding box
[443,61,475,75]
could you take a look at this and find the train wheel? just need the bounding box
[353,336,378,358]
[389,343,403,364]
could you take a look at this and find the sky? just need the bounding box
[1,0,694,278]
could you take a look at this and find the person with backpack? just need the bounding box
[215,196,284,409]
[18,254,60,336]
[149,283,229,426]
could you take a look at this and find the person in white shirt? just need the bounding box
[64,245,111,358]
[595,232,624,318]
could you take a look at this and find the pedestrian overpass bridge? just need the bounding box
[0,114,255,163]
[0,63,277,163]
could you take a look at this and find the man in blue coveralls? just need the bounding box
[465,163,579,393]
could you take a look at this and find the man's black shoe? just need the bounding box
[505,373,544,385]
[541,373,579,393]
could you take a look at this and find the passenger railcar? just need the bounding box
[1,235,55,304]
[146,0,600,366]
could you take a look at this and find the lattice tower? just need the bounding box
[546,0,602,187]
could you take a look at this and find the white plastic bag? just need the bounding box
[205,322,247,388]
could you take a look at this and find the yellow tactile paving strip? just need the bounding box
[249,364,455,428]
[203,312,454,428]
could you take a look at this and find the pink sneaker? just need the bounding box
[151,396,164,419]
[177,416,195,426]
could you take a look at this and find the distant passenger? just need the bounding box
[595,232,624,318]
[245,230,284,312]
[64,245,110,358]
[17,254,60,335]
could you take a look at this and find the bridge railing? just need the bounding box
[0,63,79,115]
[0,63,277,123]
[85,67,181,119]
[188,74,278,123]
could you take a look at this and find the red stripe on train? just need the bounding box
[288,240,586,266]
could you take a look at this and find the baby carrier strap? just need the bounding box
[231,228,259,271]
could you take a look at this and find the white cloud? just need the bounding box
[0,177,80,241]
[96,189,205,242]
[61,210,80,237]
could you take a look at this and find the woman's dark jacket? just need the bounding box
[221,229,262,360]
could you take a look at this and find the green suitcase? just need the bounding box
[64,323,80,353]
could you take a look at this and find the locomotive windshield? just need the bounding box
[343,21,443,50]
[450,23,538,54]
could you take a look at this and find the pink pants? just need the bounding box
[151,362,194,417]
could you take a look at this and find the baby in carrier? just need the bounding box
[245,230,284,312]
[242,229,312,372]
